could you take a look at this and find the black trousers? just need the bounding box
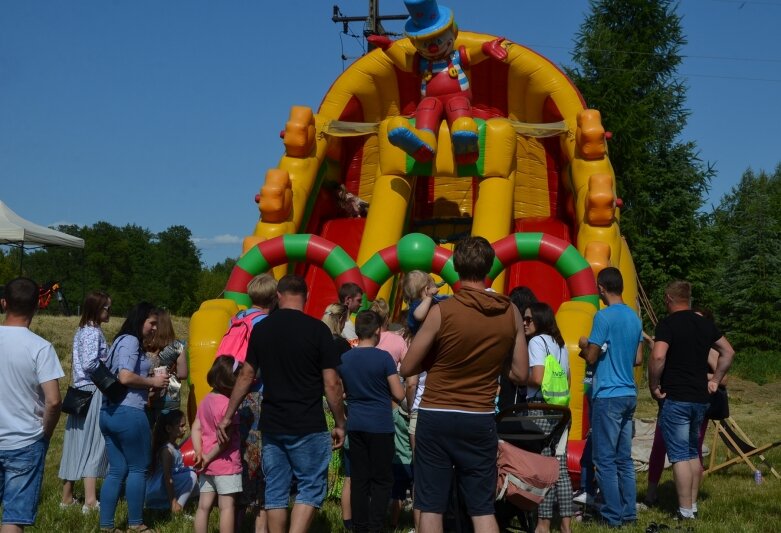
[348,431,395,533]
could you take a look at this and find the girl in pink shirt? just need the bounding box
[192,356,242,533]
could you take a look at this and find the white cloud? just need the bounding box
[191,234,242,248]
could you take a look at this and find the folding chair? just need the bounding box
[704,416,781,479]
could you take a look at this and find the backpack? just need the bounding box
[540,338,570,407]
[496,440,560,510]
[215,310,263,363]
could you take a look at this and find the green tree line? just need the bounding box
[0,223,235,317]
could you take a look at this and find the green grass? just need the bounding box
[727,348,781,385]
[20,315,781,532]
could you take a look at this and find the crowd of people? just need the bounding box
[0,239,735,532]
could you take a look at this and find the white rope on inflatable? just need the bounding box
[322,119,568,139]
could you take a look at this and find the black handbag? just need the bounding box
[91,337,128,403]
[706,385,729,420]
[61,386,93,416]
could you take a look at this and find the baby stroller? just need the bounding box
[495,403,571,532]
[445,403,570,533]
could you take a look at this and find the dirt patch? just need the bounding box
[724,376,781,406]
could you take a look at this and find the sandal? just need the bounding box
[59,498,80,510]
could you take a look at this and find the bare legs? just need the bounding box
[535,516,572,533]
[195,493,236,533]
[267,504,317,533]
[62,477,99,508]
[672,458,703,510]
[418,512,499,533]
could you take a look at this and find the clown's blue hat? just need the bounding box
[403,0,454,39]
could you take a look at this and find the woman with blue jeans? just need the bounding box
[99,302,169,533]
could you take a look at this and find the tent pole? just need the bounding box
[81,248,85,306]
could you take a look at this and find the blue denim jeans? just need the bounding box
[659,399,709,463]
[591,395,637,526]
[99,405,151,528]
[262,432,331,509]
[0,438,48,525]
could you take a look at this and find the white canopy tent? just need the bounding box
[0,200,84,248]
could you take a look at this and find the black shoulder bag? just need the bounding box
[91,336,129,403]
[61,385,93,416]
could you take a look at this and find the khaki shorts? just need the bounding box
[199,473,242,495]
[408,410,419,436]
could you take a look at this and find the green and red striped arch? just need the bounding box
[223,234,363,307]
[222,232,598,309]
[490,232,599,308]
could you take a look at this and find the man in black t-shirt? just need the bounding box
[218,275,346,533]
[648,280,734,521]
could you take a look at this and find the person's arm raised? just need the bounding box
[400,305,441,378]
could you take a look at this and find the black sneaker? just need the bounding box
[674,511,696,521]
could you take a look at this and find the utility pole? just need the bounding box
[332,0,406,45]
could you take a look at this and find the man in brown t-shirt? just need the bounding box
[401,236,528,533]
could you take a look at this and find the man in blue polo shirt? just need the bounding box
[578,267,643,527]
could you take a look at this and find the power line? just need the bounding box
[575,65,781,84]
[708,0,781,6]
[527,43,781,65]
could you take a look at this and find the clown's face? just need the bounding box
[414,26,456,60]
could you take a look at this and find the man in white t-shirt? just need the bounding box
[0,277,64,531]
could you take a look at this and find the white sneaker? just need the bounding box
[573,491,596,506]
[82,501,100,514]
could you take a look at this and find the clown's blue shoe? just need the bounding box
[388,125,436,163]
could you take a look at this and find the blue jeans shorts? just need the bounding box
[659,399,709,463]
[0,438,48,525]
[262,432,331,509]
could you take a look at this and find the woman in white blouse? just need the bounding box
[59,291,112,513]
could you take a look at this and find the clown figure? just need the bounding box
[371,0,509,165]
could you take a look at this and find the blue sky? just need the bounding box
[2,0,780,266]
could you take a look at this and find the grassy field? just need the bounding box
[20,315,781,532]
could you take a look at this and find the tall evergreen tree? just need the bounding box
[568,0,712,307]
[707,166,781,354]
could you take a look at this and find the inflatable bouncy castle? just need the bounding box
[189,0,640,441]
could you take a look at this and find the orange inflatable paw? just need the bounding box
[585,241,611,276]
[576,109,606,160]
[259,168,293,222]
[283,106,316,158]
[586,173,615,226]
